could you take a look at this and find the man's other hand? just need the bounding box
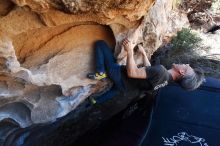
[137,44,146,55]
[122,39,135,53]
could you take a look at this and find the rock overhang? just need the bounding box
[0,0,189,129]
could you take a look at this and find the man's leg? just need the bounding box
[94,40,115,73]
[88,40,124,92]
[95,41,124,91]
[94,86,120,104]
[87,40,112,80]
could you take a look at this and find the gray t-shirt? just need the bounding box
[121,65,172,92]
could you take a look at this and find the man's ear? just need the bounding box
[179,69,185,76]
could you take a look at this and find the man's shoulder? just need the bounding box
[147,65,170,90]
[146,64,166,69]
[146,65,167,74]
[153,64,166,70]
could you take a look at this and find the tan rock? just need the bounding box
[1,24,115,89]
[11,0,50,12]
[0,6,44,36]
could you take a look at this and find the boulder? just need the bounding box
[0,1,189,142]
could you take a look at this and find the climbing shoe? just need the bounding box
[87,72,107,80]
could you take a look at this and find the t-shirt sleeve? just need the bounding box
[145,65,169,90]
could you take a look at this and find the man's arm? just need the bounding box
[138,44,151,67]
[122,39,147,79]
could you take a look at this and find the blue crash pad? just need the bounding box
[139,77,220,146]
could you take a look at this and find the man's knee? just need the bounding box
[95,40,108,48]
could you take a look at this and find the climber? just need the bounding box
[87,39,204,104]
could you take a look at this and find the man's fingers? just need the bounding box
[122,39,129,46]
[123,40,128,44]
[123,39,130,44]
[122,41,127,46]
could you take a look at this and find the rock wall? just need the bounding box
[0,0,189,127]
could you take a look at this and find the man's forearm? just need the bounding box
[126,50,138,77]
[142,53,151,66]
[123,39,147,79]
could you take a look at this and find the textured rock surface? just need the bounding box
[115,0,189,65]
[0,0,189,131]
[0,24,114,125]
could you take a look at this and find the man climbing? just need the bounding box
[87,39,204,104]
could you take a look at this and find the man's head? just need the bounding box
[170,64,205,91]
